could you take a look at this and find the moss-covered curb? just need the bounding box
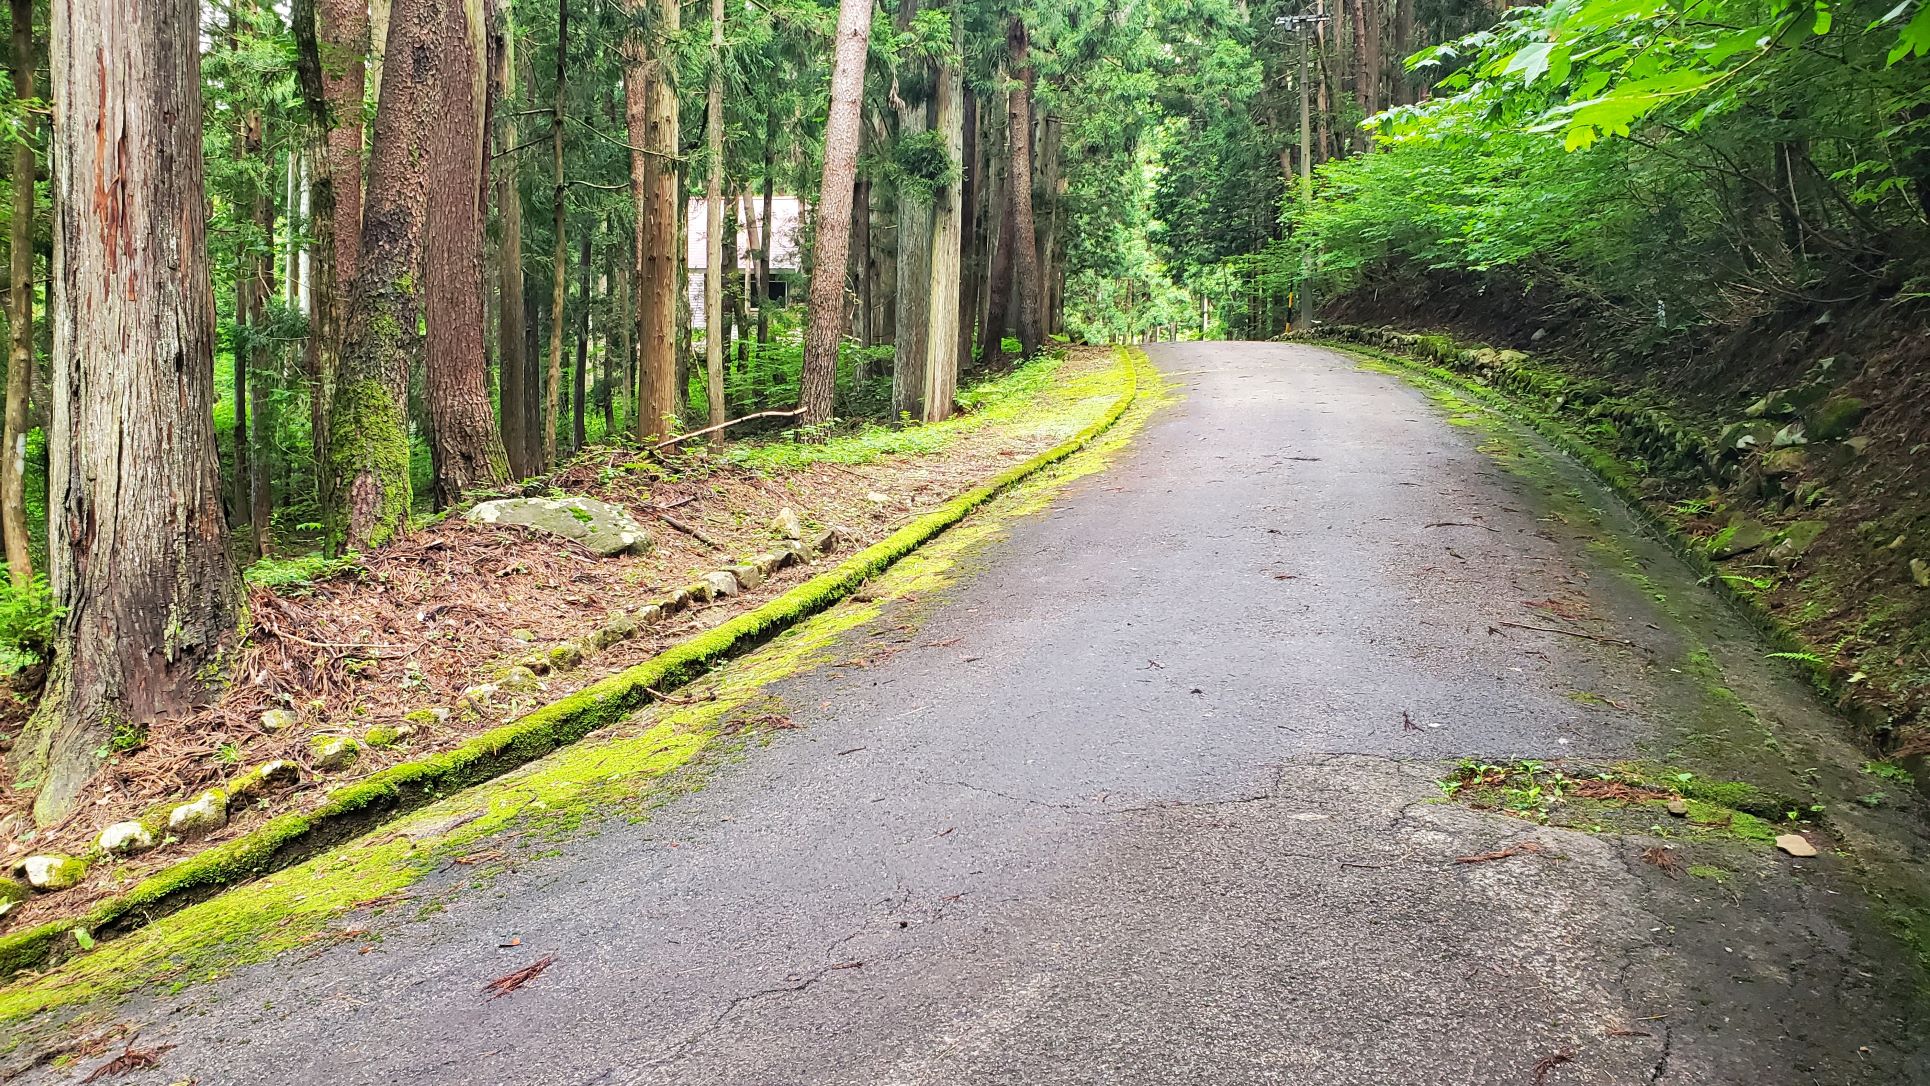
[0,350,1142,980]
[1305,328,1886,738]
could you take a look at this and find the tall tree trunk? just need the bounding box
[493,2,529,477]
[955,84,979,372]
[1349,0,1379,140]
[544,0,568,467]
[330,0,446,551]
[572,227,590,449]
[1036,107,1062,338]
[757,105,775,346]
[1391,0,1414,106]
[24,0,240,824]
[2,0,33,584]
[799,0,874,427]
[703,0,726,440]
[1006,21,1043,361]
[853,176,872,351]
[424,0,510,506]
[247,142,276,556]
[231,77,255,529]
[891,0,931,418]
[981,132,1014,365]
[600,238,617,434]
[315,0,366,499]
[630,0,681,441]
[922,5,964,423]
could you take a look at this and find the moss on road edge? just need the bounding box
[0,349,1143,983]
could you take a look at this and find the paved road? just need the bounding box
[25,342,1930,1084]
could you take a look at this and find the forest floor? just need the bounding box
[4,341,1926,1085]
[0,346,1125,935]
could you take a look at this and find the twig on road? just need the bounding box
[1494,620,1638,648]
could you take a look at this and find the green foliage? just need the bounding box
[0,574,59,672]
[244,552,365,595]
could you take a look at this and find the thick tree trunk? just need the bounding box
[2,0,33,584]
[424,0,509,506]
[922,10,964,423]
[317,0,367,433]
[799,0,873,427]
[330,0,447,551]
[630,0,681,441]
[1006,22,1043,361]
[23,0,240,824]
[703,0,726,440]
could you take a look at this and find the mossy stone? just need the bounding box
[22,854,88,891]
[1912,557,1930,589]
[547,642,585,670]
[0,877,26,912]
[497,666,542,693]
[589,616,639,649]
[167,790,230,840]
[309,734,362,772]
[403,707,450,727]
[701,571,738,598]
[259,708,300,733]
[1804,396,1867,440]
[97,821,157,855]
[1772,520,1827,559]
[363,724,402,749]
[229,759,301,798]
[1709,518,1772,559]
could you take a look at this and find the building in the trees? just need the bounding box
[686,196,802,328]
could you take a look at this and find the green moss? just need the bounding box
[326,377,413,551]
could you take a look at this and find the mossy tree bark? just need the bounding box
[330,0,448,551]
[799,0,874,428]
[423,0,510,507]
[890,0,931,420]
[3,0,36,586]
[22,0,241,825]
[543,0,567,468]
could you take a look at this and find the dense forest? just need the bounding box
[0,0,1925,830]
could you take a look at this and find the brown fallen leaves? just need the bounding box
[82,1041,175,1083]
[1531,1048,1577,1085]
[484,955,557,999]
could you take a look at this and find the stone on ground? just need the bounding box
[702,571,739,598]
[168,790,230,840]
[97,820,158,855]
[21,854,88,891]
[467,496,651,557]
[770,507,804,540]
[1775,833,1819,858]
[310,734,363,771]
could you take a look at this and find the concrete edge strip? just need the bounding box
[0,348,1145,980]
[1307,328,1862,723]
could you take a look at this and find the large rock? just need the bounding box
[168,790,229,840]
[97,821,158,855]
[467,496,651,557]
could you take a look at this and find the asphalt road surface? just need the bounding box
[23,342,1930,1085]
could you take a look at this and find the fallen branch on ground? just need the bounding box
[1495,620,1638,648]
[484,954,557,999]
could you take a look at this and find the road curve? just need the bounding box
[25,342,1928,1086]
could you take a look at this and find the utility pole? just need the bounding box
[1276,11,1328,334]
